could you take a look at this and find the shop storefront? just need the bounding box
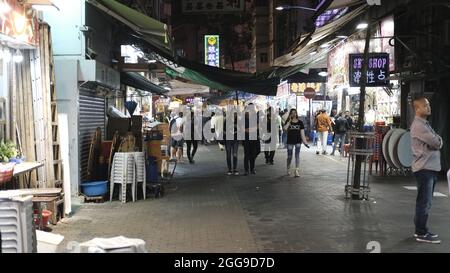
[276,80,326,132]
[327,15,399,127]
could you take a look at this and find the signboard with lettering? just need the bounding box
[349,53,389,87]
[205,35,220,67]
[0,0,39,47]
[276,82,289,97]
[182,0,244,13]
[290,82,322,95]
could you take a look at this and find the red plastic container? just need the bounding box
[34,209,52,228]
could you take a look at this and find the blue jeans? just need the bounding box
[282,131,287,147]
[225,140,239,171]
[332,133,346,155]
[287,144,301,169]
[414,170,437,235]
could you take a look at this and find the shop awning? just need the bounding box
[89,0,331,96]
[274,4,368,67]
[87,0,172,54]
[285,71,328,83]
[120,72,168,95]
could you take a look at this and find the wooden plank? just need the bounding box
[48,24,62,186]
[10,58,16,142]
[30,47,45,187]
[24,52,38,187]
[41,24,55,187]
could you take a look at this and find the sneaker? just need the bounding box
[287,169,292,176]
[233,170,240,176]
[416,233,441,244]
[227,171,233,176]
[189,159,195,164]
[330,153,335,156]
[322,151,327,155]
[251,170,256,175]
[269,161,274,165]
[244,171,249,176]
[316,151,320,155]
[294,168,300,177]
[414,232,438,238]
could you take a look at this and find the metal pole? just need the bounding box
[352,8,372,200]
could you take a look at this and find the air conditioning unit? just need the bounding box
[78,60,120,90]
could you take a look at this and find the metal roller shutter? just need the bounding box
[79,88,106,182]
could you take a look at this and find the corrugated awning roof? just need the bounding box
[274,4,367,67]
[120,72,168,95]
[89,0,342,96]
[87,0,172,54]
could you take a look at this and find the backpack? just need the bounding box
[169,117,178,133]
[338,119,347,132]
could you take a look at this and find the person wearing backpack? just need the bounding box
[331,112,349,156]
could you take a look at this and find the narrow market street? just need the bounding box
[53,144,450,253]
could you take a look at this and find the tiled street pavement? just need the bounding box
[52,144,450,253]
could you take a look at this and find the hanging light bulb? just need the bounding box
[3,49,12,63]
[13,49,23,63]
[0,2,11,14]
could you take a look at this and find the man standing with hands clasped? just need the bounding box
[410,96,443,244]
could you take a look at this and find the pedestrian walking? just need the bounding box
[262,107,277,165]
[224,112,240,176]
[331,112,350,156]
[410,96,443,244]
[186,111,199,164]
[169,110,185,162]
[315,109,333,155]
[243,103,260,175]
[283,109,309,177]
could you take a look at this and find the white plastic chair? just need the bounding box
[133,152,146,200]
[110,153,135,203]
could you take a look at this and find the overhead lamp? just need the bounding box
[318,71,327,77]
[309,50,317,55]
[356,22,368,29]
[32,4,60,11]
[320,43,329,48]
[336,35,348,39]
[163,87,171,91]
[0,2,11,14]
[27,0,60,11]
[148,60,157,64]
[3,50,11,62]
[275,5,317,11]
[13,50,24,63]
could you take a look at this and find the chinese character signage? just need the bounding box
[0,0,39,47]
[349,53,389,87]
[183,0,244,13]
[290,82,322,95]
[205,35,220,67]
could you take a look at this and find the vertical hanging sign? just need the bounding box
[205,35,220,67]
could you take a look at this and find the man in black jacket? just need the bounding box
[331,112,349,156]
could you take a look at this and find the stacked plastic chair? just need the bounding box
[133,152,146,200]
[110,153,135,203]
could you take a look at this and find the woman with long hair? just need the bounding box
[283,109,309,177]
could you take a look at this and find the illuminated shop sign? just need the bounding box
[349,53,389,87]
[290,82,322,94]
[205,35,220,67]
[0,0,39,47]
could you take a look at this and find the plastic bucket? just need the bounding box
[81,181,108,196]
